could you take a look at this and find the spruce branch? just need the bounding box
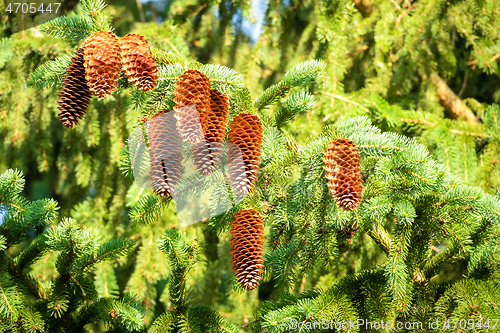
[129,194,170,224]
[5,198,59,246]
[80,0,107,14]
[423,242,460,279]
[151,47,188,66]
[14,235,47,271]
[158,229,201,311]
[0,38,13,69]
[0,169,26,206]
[76,296,145,331]
[197,64,245,96]
[231,87,254,115]
[148,310,177,332]
[38,16,97,41]
[185,305,241,332]
[275,92,315,129]
[483,103,500,139]
[157,63,186,84]
[119,145,135,179]
[79,0,111,32]
[284,60,326,88]
[260,277,359,332]
[435,279,500,321]
[255,60,325,111]
[20,306,45,332]
[265,239,300,289]
[0,271,21,319]
[7,264,49,300]
[79,238,136,270]
[26,53,74,90]
[366,225,392,255]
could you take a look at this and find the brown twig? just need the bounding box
[458,70,468,98]
[431,73,478,124]
[242,319,260,329]
[390,0,402,10]
[351,0,373,17]
[135,0,145,23]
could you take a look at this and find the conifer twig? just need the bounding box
[242,318,259,328]
[366,225,391,255]
[5,255,47,300]
[319,91,371,113]
[400,118,490,137]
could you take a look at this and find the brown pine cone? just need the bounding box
[207,88,229,142]
[57,47,91,128]
[191,88,229,175]
[323,138,363,211]
[148,111,184,198]
[227,113,263,195]
[230,208,264,291]
[173,70,211,144]
[191,141,224,176]
[84,31,121,98]
[119,34,158,91]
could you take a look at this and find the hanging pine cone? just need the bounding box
[207,88,229,141]
[323,138,363,211]
[230,209,264,291]
[148,111,184,198]
[227,113,263,195]
[191,88,229,175]
[119,34,158,91]
[57,47,91,128]
[173,70,211,144]
[191,141,221,176]
[84,31,121,98]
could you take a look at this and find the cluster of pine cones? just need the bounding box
[58,32,364,292]
[145,69,265,290]
[57,31,158,128]
[148,69,263,199]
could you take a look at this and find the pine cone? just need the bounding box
[173,70,211,144]
[227,113,263,195]
[207,88,229,142]
[191,141,224,176]
[57,47,91,128]
[230,209,264,291]
[119,34,158,91]
[323,138,363,211]
[148,111,184,198]
[84,31,121,98]
[191,89,229,175]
